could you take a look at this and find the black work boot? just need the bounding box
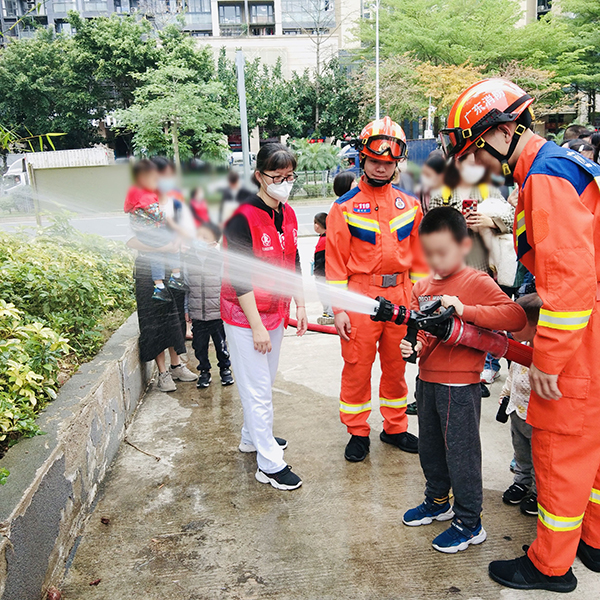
[344,435,370,462]
[489,546,577,593]
[380,430,418,454]
[577,539,600,572]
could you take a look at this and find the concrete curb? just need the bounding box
[0,313,152,600]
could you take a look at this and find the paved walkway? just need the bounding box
[60,315,598,599]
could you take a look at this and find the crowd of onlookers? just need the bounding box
[125,123,597,510]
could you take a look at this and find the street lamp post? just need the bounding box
[374,0,380,121]
[235,50,252,186]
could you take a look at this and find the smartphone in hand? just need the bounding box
[462,199,478,216]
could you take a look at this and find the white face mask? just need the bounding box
[266,180,294,203]
[461,163,486,185]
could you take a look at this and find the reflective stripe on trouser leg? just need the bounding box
[224,322,286,474]
[339,311,381,436]
[378,293,410,434]
[529,424,600,576]
[582,471,600,550]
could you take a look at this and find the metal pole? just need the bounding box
[235,50,251,185]
[375,0,380,120]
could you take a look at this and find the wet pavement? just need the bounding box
[60,317,599,599]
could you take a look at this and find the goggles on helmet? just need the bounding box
[360,135,407,160]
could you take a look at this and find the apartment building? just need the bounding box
[0,0,362,75]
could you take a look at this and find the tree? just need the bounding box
[0,29,101,149]
[291,139,341,171]
[116,63,233,171]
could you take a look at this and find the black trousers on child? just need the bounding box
[192,319,231,372]
[416,380,482,529]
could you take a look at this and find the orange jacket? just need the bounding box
[514,135,600,375]
[325,178,428,303]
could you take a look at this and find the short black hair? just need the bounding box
[516,293,542,325]
[199,221,222,243]
[132,158,157,178]
[314,212,327,229]
[564,124,590,141]
[333,171,356,197]
[256,142,297,173]
[228,169,240,185]
[424,150,446,175]
[419,206,468,243]
[150,156,175,173]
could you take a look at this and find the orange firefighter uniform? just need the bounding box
[443,77,600,578]
[326,179,428,437]
[513,136,600,576]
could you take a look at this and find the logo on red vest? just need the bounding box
[261,233,273,251]
[395,197,405,210]
[353,202,371,214]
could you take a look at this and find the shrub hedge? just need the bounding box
[0,217,135,460]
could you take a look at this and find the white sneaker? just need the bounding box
[171,364,198,382]
[157,371,177,392]
[480,369,499,385]
[239,437,288,453]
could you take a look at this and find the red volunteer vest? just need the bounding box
[315,233,326,254]
[221,202,298,330]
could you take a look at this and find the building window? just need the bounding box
[250,3,273,24]
[219,4,242,24]
[83,0,108,10]
[4,0,19,17]
[52,1,77,12]
[250,25,274,35]
[187,0,210,12]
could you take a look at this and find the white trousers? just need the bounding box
[224,321,286,474]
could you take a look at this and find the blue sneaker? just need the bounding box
[432,519,487,554]
[403,497,454,527]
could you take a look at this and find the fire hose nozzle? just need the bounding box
[371,296,409,325]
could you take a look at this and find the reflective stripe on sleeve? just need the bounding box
[538,504,584,532]
[326,280,348,288]
[380,396,408,409]
[516,210,526,238]
[340,400,372,414]
[538,308,592,331]
[409,272,427,283]
[590,488,600,505]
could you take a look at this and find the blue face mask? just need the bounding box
[157,177,177,193]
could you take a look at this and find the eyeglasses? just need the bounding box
[260,172,297,185]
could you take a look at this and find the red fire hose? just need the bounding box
[289,317,534,367]
[443,316,533,367]
[288,318,337,335]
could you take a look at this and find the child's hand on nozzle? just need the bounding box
[441,295,465,316]
[400,339,422,358]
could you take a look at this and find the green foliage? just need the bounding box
[291,139,341,171]
[0,218,135,459]
[0,217,135,360]
[0,468,8,485]
[0,299,70,443]
[116,63,233,166]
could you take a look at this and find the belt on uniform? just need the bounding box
[350,273,406,288]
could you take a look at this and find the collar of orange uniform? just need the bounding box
[358,175,392,198]
[513,134,546,187]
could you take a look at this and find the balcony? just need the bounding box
[183,11,212,26]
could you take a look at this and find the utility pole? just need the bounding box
[375,0,380,120]
[235,50,251,185]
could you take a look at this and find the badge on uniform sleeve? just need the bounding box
[353,202,371,213]
[395,197,405,210]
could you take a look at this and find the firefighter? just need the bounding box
[440,78,600,593]
[326,117,428,462]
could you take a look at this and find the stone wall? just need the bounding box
[0,314,152,600]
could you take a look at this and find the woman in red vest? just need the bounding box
[221,143,307,491]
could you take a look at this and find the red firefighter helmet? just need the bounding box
[440,79,534,161]
[358,116,407,162]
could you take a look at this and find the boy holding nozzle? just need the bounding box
[400,206,526,554]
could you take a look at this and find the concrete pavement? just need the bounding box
[59,282,599,600]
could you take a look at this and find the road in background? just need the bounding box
[0,202,331,242]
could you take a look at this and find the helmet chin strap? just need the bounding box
[361,156,397,187]
[474,123,527,180]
